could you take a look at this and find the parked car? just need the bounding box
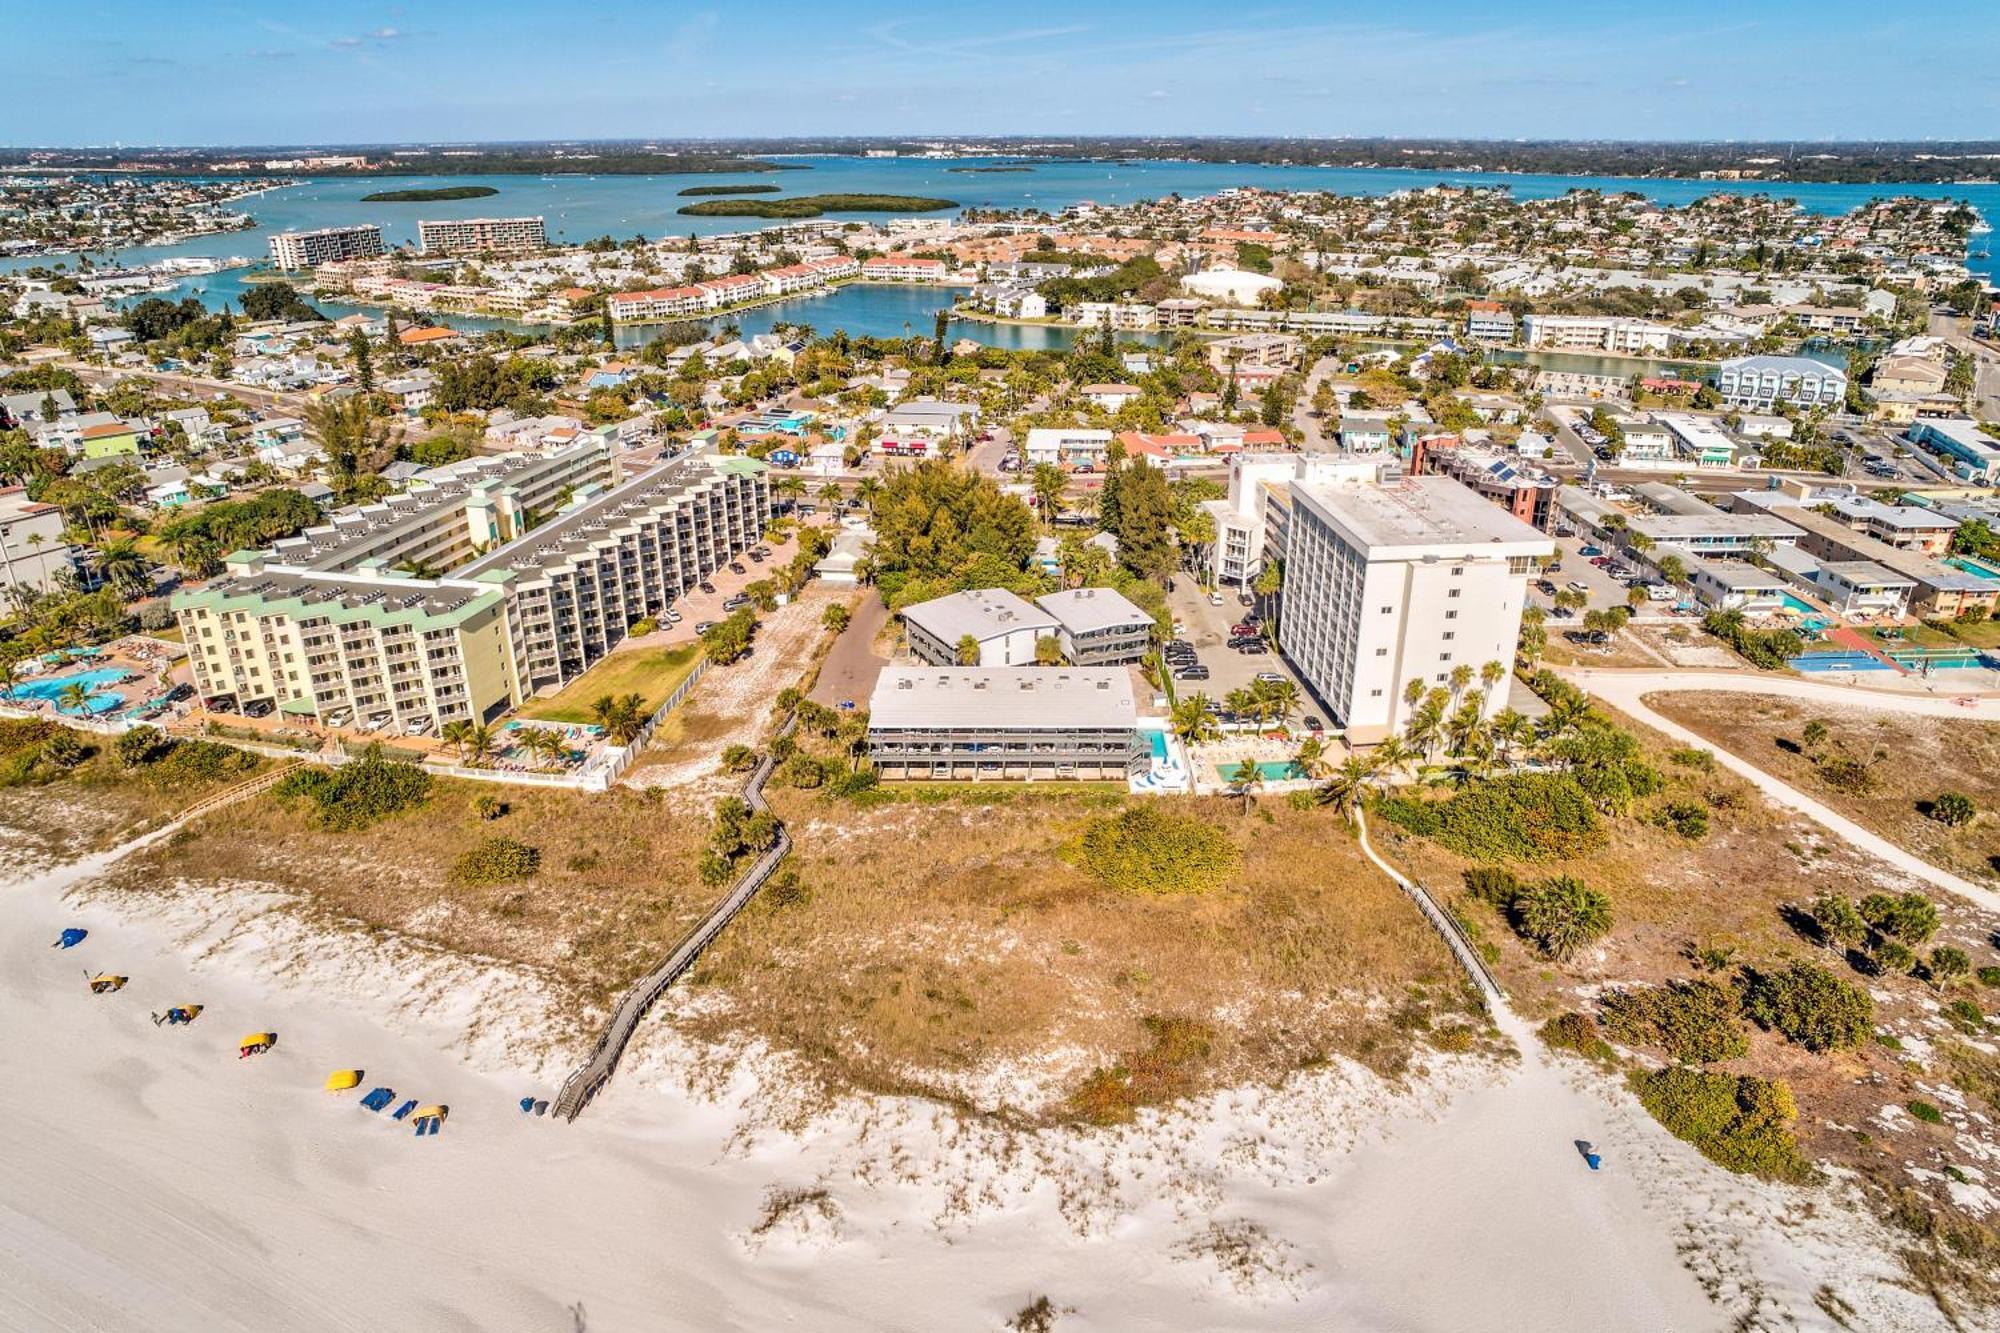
[722,595,749,611]
[1304,716,1324,731]
[729,562,747,574]
[694,621,715,634]
[1578,545,1602,557]
[1174,666,1210,681]
[243,699,275,719]
[205,696,237,713]
[1238,642,1270,655]
[1254,671,1285,684]
[1568,580,1591,594]
[1536,579,1559,595]
[699,581,716,593]
[1230,622,1257,637]
[164,683,194,703]
[1208,592,1225,606]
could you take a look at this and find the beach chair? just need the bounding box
[391,1099,418,1121]
[361,1087,396,1113]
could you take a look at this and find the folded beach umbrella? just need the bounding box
[87,973,128,994]
[239,1032,277,1057]
[54,928,87,949]
[323,1069,364,1092]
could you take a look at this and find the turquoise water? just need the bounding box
[14,156,1994,320]
[1216,760,1306,782]
[1144,727,1170,761]
[8,667,128,713]
[1946,556,2000,582]
[1778,593,1819,614]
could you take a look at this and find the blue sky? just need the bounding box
[10,1,1999,145]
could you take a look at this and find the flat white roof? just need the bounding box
[1292,475,1554,557]
[1037,586,1151,634]
[901,588,1056,644]
[869,666,1137,731]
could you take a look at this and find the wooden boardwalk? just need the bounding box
[551,730,793,1121]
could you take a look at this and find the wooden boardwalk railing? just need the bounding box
[176,760,305,823]
[1354,807,1503,1002]
[551,721,795,1121]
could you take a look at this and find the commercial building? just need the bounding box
[267,225,386,270]
[416,217,548,256]
[1409,441,1560,530]
[866,666,1144,782]
[1521,315,1672,354]
[1715,355,1847,410]
[1655,413,1742,469]
[1277,475,1553,744]
[173,443,769,734]
[1769,505,1996,618]
[1560,484,1802,560]
[1906,419,2000,486]
[1199,452,1390,588]
[1819,496,1958,555]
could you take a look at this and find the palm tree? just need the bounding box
[1319,755,1373,822]
[591,692,648,745]
[91,537,149,596]
[853,476,883,512]
[1262,679,1300,730]
[451,722,496,766]
[56,681,91,714]
[955,634,981,666]
[1172,694,1219,747]
[304,394,400,480]
[1489,708,1532,766]
[1031,462,1066,530]
[520,727,569,768]
[1447,663,1474,703]
[1406,706,1444,766]
[1479,659,1505,695]
[1229,757,1263,815]
[1370,734,1414,784]
[1292,733,1327,780]
[817,482,843,508]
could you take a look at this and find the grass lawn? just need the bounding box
[520,643,704,724]
[1861,623,1961,650]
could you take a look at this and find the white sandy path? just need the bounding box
[0,818,1938,1332]
[1566,667,2000,912]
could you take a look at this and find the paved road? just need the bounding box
[1564,667,2000,911]
[1291,355,1338,449]
[64,361,313,416]
[1929,311,2000,420]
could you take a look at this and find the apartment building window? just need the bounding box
[1445,609,1458,620]
[1439,653,1452,662]
[1452,566,1464,576]
[1381,605,1393,614]
[1441,632,1455,641]
[1448,588,1461,598]
[1375,647,1389,656]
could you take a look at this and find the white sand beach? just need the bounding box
[0,830,1949,1332]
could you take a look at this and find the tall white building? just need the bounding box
[417,216,548,255]
[267,225,386,270]
[1277,476,1552,743]
[1200,452,1389,588]
[1520,314,1672,354]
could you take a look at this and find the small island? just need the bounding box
[361,185,500,203]
[676,193,958,218]
[948,165,1035,173]
[677,184,784,197]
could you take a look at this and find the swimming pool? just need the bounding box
[1778,593,1819,614]
[1214,759,1307,782]
[1946,556,2000,582]
[7,667,128,714]
[1145,727,1170,761]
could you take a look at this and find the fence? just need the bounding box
[1353,807,1503,1003]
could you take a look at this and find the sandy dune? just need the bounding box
[0,831,1948,1332]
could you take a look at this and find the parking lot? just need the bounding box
[1162,579,1326,726]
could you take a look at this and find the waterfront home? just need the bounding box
[862,256,948,282]
[1081,384,1142,412]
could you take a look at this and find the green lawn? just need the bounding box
[1864,621,2000,651]
[520,643,704,723]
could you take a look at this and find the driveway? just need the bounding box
[1164,579,1320,720]
[809,591,889,709]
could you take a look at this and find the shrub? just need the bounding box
[472,793,505,821]
[1978,966,2000,989]
[1873,940,1916,975]
[628,617,658,636]
[1668,747,1715,771]
[827,768,879,798]
[1859,892,1939,947]
[1074,806,1239,896]
[1600,979,1748,1064]
[451,836,540,886]
[1375,794,1441,837]
[778,754,829,789]
[116,725,173,767]
[1648,799,1710,841]
[1946,999,1987,1034]
[149,739,255,788]
[1741,962,1872,1052]
[1066,1015,1215,1125]
[1928,946,1972,989]
[1632,1066,1813,1183]
[1422,772,1604,862]
[1816,754,1877,795]
[1541,1011,1612,1061]
[1462,866,1522,908]
[1931,792,1977,828]
[720,743,758,773]
[41,729,87,768]
[1510,876,1612,962]
[1908,1100,1946,1125]
[273,745,431,830]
